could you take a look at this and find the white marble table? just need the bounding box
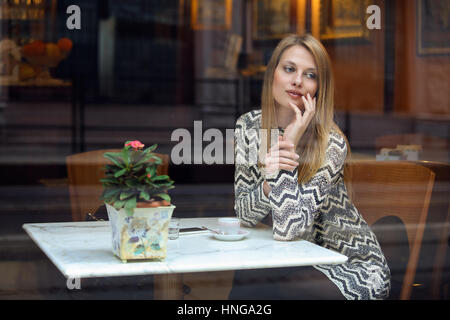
[23,217,347,299]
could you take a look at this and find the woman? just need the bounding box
[231,34,390,300]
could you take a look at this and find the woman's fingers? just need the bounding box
[299,95,315,130]
[269,149,299,161]
[279,164,298,171]
[288,102,303,119]
[303,93,316,117]
[270,140,295,152]
[277,150,299,160]
[302,95,310,113]
[264,152,299,172]
[269,154,298,166]
[266,161,298,172]
[266,150,299,163]
[269,149,298,163]
[307,92,314,106]
[265,161,298,174]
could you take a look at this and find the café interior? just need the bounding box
[0,0,449,300]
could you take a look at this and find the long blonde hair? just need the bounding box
[261,33,351,186]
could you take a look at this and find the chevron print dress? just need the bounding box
[234,110,391,300]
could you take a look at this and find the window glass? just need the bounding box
[0,0,448,300]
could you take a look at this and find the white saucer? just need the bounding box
[212,230,250,241]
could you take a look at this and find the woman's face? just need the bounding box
[272,45,318,112]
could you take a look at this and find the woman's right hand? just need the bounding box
[262,136,299,177]
[283,93,316,148]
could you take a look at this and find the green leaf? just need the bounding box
[138,173,148,182]
[139,191,150,201]
[135,154,153,167]
[109,193,120,204]
[144,144,158,154]
[120,191,135,200]
[131,164,144,172]
[150,155,162,165]
[146,166,157,175]
[154,182,174,188]
[104,153,124,168]
[100,178,118,184]
[152,175,169,181]
[106,152,123,158]
[113,200,125,210]
[122,148,130,167]
[125,197,137,216]
[125,179,138,188]
[125,207,134,216]
[114,168,127,178]
[155,193,171,202]
[147,182,159,189]
[103,188,119,198]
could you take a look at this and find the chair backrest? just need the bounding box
[349,160,435,300]
[66,149,169,222]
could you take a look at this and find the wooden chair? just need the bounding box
[416,161,450,299]
[66,149,169,222]
[348,160,435,300]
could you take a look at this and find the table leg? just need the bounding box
[154,273,184,300]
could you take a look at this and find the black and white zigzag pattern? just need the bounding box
[234,110,391,300]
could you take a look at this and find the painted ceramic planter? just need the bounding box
[105,203,175,263]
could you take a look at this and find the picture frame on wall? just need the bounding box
[191,0,232,30]
[417,0,450,55]
[252,0,306,41]
[317,0,370,43]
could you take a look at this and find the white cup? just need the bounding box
[218,218,240,235]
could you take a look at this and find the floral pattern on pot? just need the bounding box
[106,203,175,262]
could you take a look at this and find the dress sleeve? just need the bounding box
[234,115,272,227]
[265,133,348,241]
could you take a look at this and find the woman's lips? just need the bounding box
[286,90,303,99]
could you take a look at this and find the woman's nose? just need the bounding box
[292,73,302,87]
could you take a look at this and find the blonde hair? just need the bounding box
[261,33,351,187]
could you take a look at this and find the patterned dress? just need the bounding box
[234,110,391,300]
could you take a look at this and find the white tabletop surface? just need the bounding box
[23,217,348,279]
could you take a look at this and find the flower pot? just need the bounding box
[105,203,175,263]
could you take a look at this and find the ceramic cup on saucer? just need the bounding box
[218,217,240,235]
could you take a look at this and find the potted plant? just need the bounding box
[100,140,175,263]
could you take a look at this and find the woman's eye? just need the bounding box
[305,72,317,80]
[284,66,295,73]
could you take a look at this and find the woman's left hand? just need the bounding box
[283,93,316,147]
[262,136,299,177]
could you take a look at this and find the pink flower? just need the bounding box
[125,140,145,149]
